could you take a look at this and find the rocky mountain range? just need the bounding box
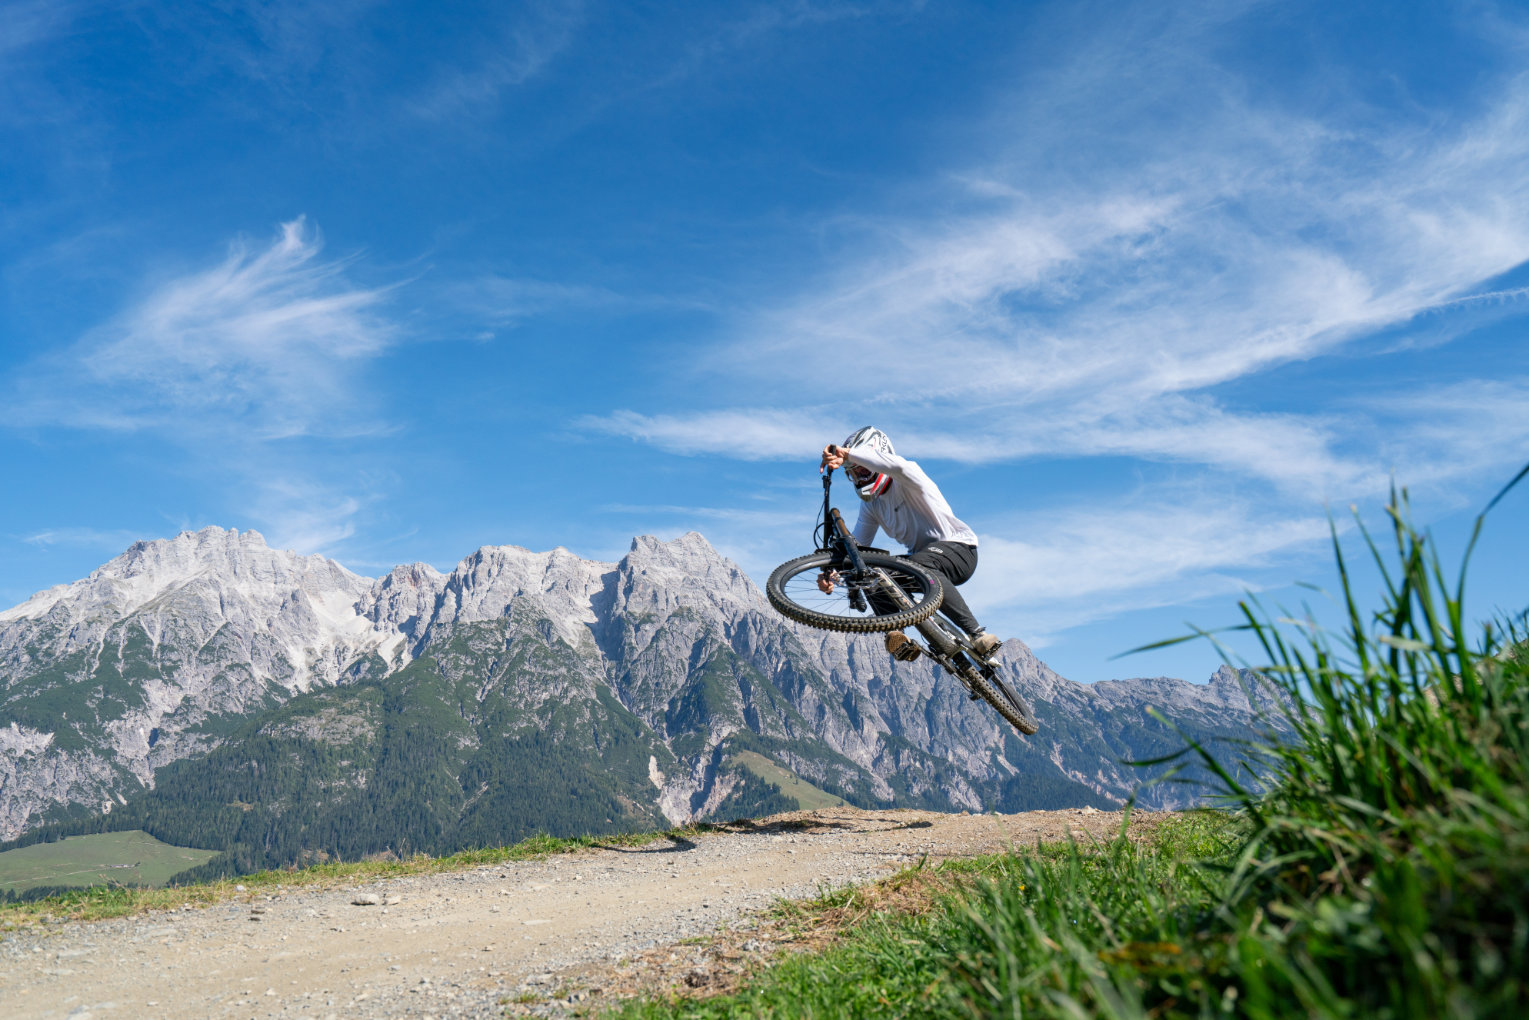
[0,527,1286,868]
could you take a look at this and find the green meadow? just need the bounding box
[0,830,218,894]
[730,750,847,811]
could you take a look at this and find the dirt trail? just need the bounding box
[1,808,1140,1019]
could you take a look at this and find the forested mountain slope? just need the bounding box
[1,528,1285,866]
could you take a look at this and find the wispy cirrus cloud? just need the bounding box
[963,495,1337,639]
[448,274,713,332]
[3,217,403,561]
[21,526,150,550]
[408,0,587,120]
[0,0,89,61]
[7,217,397,439]
[249,477,365,556]
[581,2,1529,643]
[590,13,1529,498]
[581,408,844,460]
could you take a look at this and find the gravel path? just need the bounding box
[1,807,1138,1019]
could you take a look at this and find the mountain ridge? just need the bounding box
[1,527,1287,853]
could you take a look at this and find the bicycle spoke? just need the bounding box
[777,569,934,620]
[766,552,945,633]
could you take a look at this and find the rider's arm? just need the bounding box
[838,443,908,480]
[851,504,879,548]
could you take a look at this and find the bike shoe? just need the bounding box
[970,632,1002,659]
[885,630,922,662]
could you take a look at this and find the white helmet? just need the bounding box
[840,426,893,500]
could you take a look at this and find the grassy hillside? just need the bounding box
[0,830,218,894]
[728,751,846,810]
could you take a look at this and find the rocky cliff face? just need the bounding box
[0,528,396,838]
[0,528,1287,843]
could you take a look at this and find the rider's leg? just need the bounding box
[906,542,982,636]
[866,542,984,661]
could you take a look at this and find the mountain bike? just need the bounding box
[765,467,1040,735]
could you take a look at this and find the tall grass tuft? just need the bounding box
[1192,481,1529,1018]
[946,475,1529,1019]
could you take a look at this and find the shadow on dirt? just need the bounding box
[592,812,939,853]
[593,835,701,854]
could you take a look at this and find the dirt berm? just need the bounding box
[1,807,1145,1019]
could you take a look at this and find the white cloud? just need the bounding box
[965,499,1331,617]
[408,1,586,120]
[1372,378,1529,495]
[602,502,801,527]
[0,0,87,61]
[581,409,844,460]
[249,478,364,557]
[8,218,396,439]
[2,218,400,565]
[449,274,710,329]
[582,3,1529,649]
[589,13,1529,503]
[21,526,148,550]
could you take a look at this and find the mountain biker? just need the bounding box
[819,427,1001,663]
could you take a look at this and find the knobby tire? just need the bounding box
[766,552,944,633]
[960,664,1040,735]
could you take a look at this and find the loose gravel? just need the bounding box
[0,807,1140,1019]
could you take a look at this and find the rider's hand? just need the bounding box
[817,569,835,593]
[821,443,847,471]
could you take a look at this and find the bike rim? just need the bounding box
[775,560,939,623]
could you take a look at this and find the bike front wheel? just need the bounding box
[767,552,944,633]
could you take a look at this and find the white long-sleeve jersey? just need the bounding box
[841,445,978,553]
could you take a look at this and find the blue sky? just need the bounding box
[2,0,1526,684]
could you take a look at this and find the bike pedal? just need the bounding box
[886,631,923,662]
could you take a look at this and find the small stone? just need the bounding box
[351,893,381,906]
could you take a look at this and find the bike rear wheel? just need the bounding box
[767,552,944,633]
[960,662,1040,735]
